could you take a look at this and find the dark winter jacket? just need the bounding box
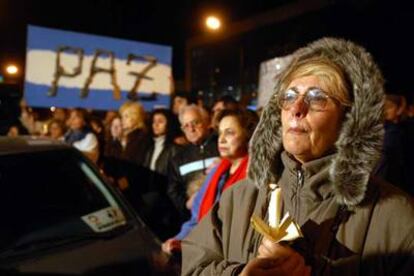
[167,133,219,221]
[143,139,181,177]
[182,38,414,275]
[102,128,149,182]
[122,128,149,166]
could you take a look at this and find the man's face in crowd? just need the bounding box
[181,109,209,145]
[173,96,188,115]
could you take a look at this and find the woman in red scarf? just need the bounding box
[162,109,259,254]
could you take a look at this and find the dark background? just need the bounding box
[0,0,295,81]
[0,0,413,100]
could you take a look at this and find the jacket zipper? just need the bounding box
[296,168,304,220]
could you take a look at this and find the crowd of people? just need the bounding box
[6,93,257,241]
[3,37,414,275]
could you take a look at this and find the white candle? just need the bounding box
[268,184,282,228]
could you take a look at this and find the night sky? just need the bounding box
[0,0,413,98]
[0,0,291,79]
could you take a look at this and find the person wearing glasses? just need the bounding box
[162,109,259,255]
[167,104,219,226]
[182,38,414,275]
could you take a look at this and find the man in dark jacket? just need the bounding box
[167,104,219,222]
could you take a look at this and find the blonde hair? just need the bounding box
[279,57,352,107]
[119,101,146,130]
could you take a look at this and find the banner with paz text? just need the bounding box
[24,25,173,110]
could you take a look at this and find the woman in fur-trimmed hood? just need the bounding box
[181,38,414,276]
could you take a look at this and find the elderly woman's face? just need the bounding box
[281,76,344,163]
[218,115,248,161]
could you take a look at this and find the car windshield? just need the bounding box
[0,148,130,252]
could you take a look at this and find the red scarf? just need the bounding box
[198,155,249,221]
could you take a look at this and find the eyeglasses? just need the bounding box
[181,119,202,131]
[277,87,337,111]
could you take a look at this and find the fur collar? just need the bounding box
[248,38,385,208]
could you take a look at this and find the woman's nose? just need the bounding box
[290,96,308,118]
[218,135,226,144]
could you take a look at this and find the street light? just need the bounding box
[205,16,221,31]
[6,64,19,75]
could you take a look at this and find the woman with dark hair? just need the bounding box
[139,108,182,239]
[143,108,181,175]
[162,109,259,254]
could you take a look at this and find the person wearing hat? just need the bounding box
[182,38,414,275]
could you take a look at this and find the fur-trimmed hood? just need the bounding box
[248,37,385,208]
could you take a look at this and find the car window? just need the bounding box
[0,149,129,250]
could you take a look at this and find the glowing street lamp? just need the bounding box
[205,16,221,31]
[6,64,19,75]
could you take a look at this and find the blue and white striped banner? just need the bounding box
[24,25,173,110]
